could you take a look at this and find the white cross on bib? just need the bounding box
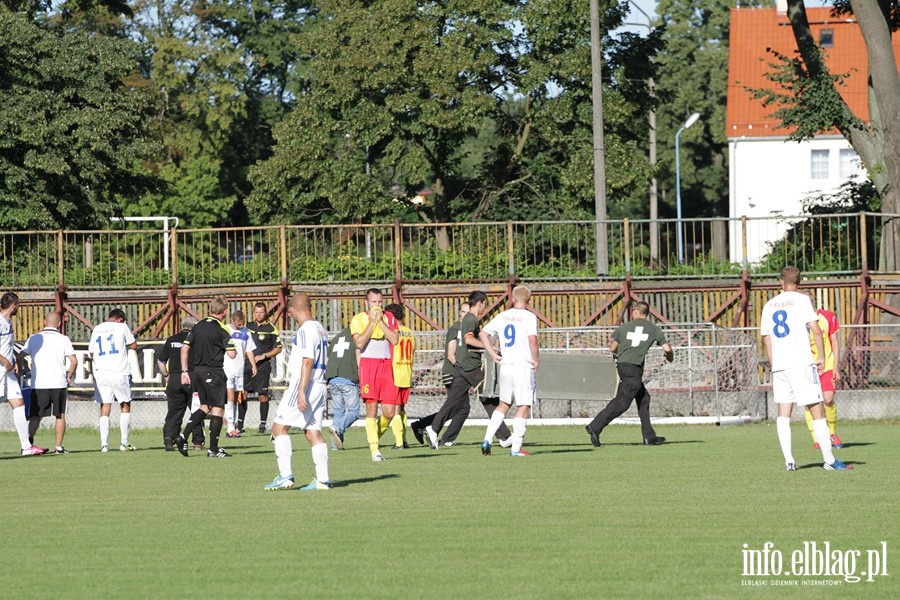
[626,326,649,347]
[333,335,351,357]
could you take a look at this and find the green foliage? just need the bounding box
[755,181,880,274]
[749,48,859,142]
[249,0,654,226]
[0,12,159,230]
[652,0,748,219]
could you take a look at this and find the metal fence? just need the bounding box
[2,212,897,289]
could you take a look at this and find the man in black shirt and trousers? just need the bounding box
[156,316,206,451]
[175,296,236,458]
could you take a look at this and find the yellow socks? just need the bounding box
[825,403,837,435]
[365,417,380,455]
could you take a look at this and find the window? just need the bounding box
[839,148,859,178]
[819,29,833,48]
[810,149,830,180]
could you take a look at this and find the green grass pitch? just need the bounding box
[2,421,898,599]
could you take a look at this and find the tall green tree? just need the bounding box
[653,0,741,219]
[0,9,158,229]
[248,0,655,227]
[126,0,311,228]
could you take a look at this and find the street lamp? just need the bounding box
[624,0,659,265]
[675,112,700,264]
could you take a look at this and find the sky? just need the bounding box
[617,0,658,36]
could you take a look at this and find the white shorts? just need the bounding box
[1,371,22,402]
[226,373,244,392]
[497,364,536,407]
[772,365,823,407]
[274,379,326,431]
[93,371,132,404]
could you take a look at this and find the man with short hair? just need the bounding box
[1,292,46,456]
[242,302,283,434]
[761,266,851,471]
[224,310,257,438]
[350,288,399,461]
[264,293,332,491]
[585,301,673,448]
[425,291,502,449]
[156,315,205,451]
[480,285,540,457]
[89,308,138,452]
[175,296,236,458]
[22,311,77,454]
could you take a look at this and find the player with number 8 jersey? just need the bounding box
[760,266,851,471]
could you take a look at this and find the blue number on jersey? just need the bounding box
[94,334,119,356]
[314,337,327,370]
[772,310,790,338]
[503,323,516,347]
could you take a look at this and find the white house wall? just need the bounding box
[727,135,864,264]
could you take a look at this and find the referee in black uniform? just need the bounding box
[156,316,206,451]
[585,301,674,447]
[175,296,236,457]
[241,302,283,434]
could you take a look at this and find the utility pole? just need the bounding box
[590,0,608,276]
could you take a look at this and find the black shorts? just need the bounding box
[194,367,227,409]
[30,388,67,418]
[244,362,272,395]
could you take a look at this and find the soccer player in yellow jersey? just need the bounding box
[804,294,843,449]
[349,288,399,461]
[385,304,414,449]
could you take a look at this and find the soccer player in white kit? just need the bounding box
[88,308,138,452]
[760,266,851,471]
[1,292,46,456]
[480,285,540,457]
[264,293,332,491]
[224,310,257,437]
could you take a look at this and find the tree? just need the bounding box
[0,10,158,229]
[248,0,655,229]
[125,0,312,228]
[756,0,900,273]
[652,0,738,220]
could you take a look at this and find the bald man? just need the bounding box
[265,294,332,491]
[22,311,77,454]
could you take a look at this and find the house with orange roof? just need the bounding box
[725,1,897,263]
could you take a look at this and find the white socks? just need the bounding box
[776,416,793,465]
[274,435,293,478]
[311,442,329,483]
[225,402,235,431]
[511,417,527,453]
[99,415,110,447]
[13,405,30,450]
[120,412,130,445]
[483,410,506,443]
[812,418,836,464]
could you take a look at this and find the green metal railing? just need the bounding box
[0,212,895,289]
